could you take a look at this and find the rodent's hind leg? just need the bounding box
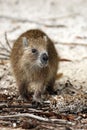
[46,77,57,95]
[18,81,30,101]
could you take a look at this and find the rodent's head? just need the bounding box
[22,36,49,69]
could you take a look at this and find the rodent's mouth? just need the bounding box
[36,60,48,68]
[39,62,48,68]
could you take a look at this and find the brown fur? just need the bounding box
[10,29,59,103]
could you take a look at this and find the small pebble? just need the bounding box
[13,123,16,128]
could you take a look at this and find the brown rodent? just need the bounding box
[10,29,59,106]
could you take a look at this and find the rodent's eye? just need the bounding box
[32,48,37,53]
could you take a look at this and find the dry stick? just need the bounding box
[0,113,75,126]
[41,122,67,128]
[0,15,66,28]
[0,57,9,60]
[59,58,72,62]
[56,41,87,47]
[0,41,10,53]
[0,52,9,60]
[6,26,20,33]
[28,108,43,113]
[0,113,75,125]
[0,120,11,125]
[0,46,10,51]
[39,124,54,130]
[0,53,10,57]
[44,24,66,28]
[39,13,79,21]
[0,103,49,109]
[0,15,39,23]
[0,104,32,108]
[0,103,8,107]
[5,32,12,50]
[0,52,10,59]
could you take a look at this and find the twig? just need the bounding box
[0,35,11,60]
[7,26,20,33]
[0,120,11,125]
[0,15,66,28]
[0,53,10,57]
[0,47,10,51]
[45,24,66,28]
[28,108,43,113]
[0,103,8,107]
[0,15,38,23]
[0,60,8,64]
[39,13,79,21]
[0,104,32,108]
[0,102,49,110]
[0,41,10,53]
[41,122,67,128]
[39,124,54,130]
[5,32,12,50]
[56,41,87,47]
[0,113,75,126]
[59,58,72,62]
[0,57,9,60]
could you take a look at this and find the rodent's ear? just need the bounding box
[43,36,48,42]
[22,37,29,47]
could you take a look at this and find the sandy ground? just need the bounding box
[0,0,87,91]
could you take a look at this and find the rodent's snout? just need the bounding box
[40,53,49,64]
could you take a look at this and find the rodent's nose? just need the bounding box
[42,53,48,61]
[41,53,48,63]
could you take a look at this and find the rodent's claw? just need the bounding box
[32,101,42,108]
